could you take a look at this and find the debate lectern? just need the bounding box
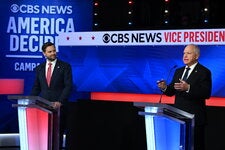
[133,102,195,150]
[8,95,60,150]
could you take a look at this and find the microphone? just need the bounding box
[158,65,177,103]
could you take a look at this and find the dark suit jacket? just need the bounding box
[30,59,73,104]
[164,63,212,125]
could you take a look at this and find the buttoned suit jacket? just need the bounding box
[164,63,212,125]
[30,59,73,104]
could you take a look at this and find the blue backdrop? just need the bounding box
[63,44,224,97]
[0,0,92,132]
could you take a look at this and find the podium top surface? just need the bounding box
[133,102,194,120]
[8,95,55,110]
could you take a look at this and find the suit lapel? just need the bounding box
[177,67,185,81]
[186,64,199,82]
[39,64,48,86]
[50,61,61,85]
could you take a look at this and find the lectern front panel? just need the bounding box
[26,108,49,150]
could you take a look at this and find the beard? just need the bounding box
[46,55,56,61]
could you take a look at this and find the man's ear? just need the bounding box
[195,54,200,60]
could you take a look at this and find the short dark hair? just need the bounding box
[42,42,54,52]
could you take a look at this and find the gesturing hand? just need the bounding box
[174,79,190,91]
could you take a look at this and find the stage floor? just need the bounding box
[0,133,19,150]
[0,133,66,150]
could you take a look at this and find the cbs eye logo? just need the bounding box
[10,4,40,14]
[102,34,110,43]
[11,4,20,13]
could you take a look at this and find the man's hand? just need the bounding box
[174,79,190,92]
[52,101,62,109]
[157,79,167,91]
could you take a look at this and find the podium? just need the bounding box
[134,102,195,150]
[8,95,60,150]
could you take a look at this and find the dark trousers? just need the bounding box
[53,104,67,150]
[59,105,67,149]
[194,125,205,150]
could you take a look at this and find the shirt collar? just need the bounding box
[186,62,198,71]
[46,59,57,66]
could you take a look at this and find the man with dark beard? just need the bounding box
[31,41,73,149]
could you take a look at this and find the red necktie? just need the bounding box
[46,62,52,86]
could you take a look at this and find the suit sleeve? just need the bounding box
[164,66,212,100]
[30,67,41,96]
[59,63,73,103]
[163,69,180,96]
[188,68,212,100]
